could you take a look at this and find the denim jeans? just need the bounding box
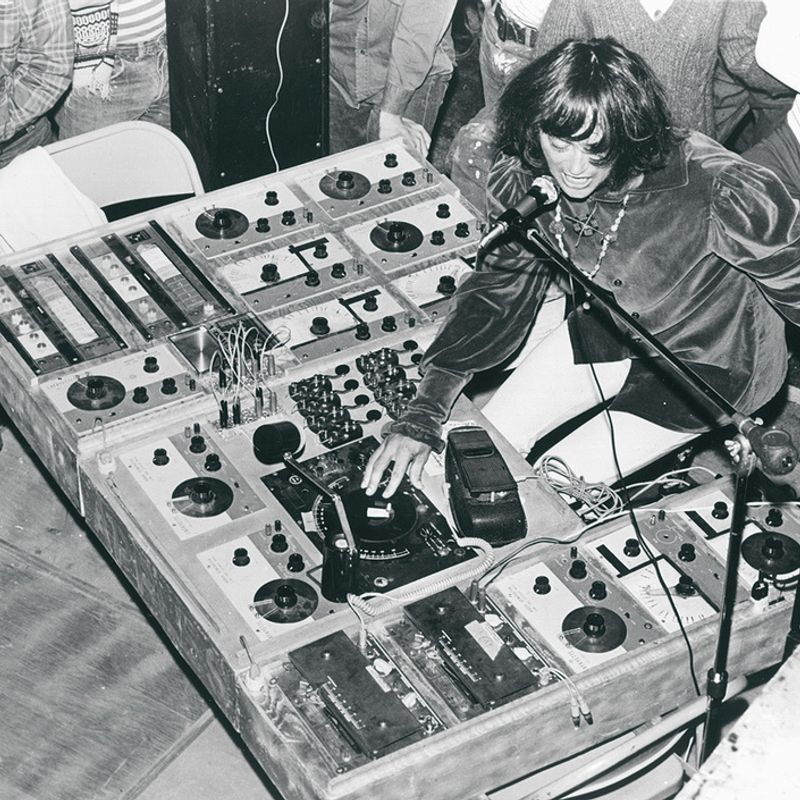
[479,0,539,108]
[447,2,539,212]
[329,71,451,154]
[0,116,54,169]
[56,33,171,139]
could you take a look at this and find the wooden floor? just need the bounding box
[4,387,800,799]
[0,425,276,800]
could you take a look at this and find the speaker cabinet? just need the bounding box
[166,0,327,190]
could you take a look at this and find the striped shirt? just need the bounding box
[0,0,74,142]
[116,0,165,44]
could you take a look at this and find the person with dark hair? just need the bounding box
[449,0,792,212]
[362,37,800,497]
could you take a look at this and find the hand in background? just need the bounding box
[378,111,432,156]
[361,433,432,498]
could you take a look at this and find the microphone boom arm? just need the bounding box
[518,219,796,763]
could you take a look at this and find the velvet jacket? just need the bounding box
[391,133,800,451]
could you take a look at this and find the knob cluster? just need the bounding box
[356,347,418,419]
[289,373,364,449]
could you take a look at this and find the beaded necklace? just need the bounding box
[549,193,630,279]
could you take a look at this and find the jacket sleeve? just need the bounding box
[389,153,554,450]
[709,156,800,324]
[718,0,792,96]
[744,119,800,200]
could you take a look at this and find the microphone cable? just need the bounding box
[567,275,702,696]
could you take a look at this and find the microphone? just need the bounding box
[478,176,559,251]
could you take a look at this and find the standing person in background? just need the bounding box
[56,0,169,139]
[448,0,550,210]
[532,0,792,146]
[479,0,551,109]
[328,0,458,156]
[0,0,73,167]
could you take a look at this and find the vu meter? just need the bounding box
[619,559,717,632]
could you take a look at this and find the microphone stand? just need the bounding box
[508,224,797,763]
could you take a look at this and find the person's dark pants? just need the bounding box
[328,73,450,153]
[0,117,54,169]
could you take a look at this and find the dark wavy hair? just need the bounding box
[496,37,684,190]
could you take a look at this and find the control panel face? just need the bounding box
[294,143,436,220]
[3,139,796,800]
[70,226,234,341]
[38,343,212,436]
[391,255,475,320]
[0,257,126,375]
[344,194,480,273]
[198,533,318,642]
[261,286,417,366]
[119,422,266,540]
[171,181,314,258]
[218,231,363,312]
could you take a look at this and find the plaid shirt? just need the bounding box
[0,0,73,143]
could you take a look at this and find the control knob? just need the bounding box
[437,275,457,296]
[212,209,233,231]
[274,583,298,608]
[310,316,330,336]
[86,377,107,400]
[583,612,606,639]
[335,172,355,191]
[569,559,587,580]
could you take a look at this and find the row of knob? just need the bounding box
[260,259,354,285]
[308,314,402,339]
[380,219,471,246]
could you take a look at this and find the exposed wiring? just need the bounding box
[207,320,286,424]
[264,0,290,172]
[624,464,721,502]
[542,665,593,727]
[568,276,702,697]
[535,454,624,519]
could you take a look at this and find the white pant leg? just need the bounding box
[504,294,568,370]
[481,314,697,483]
[468,294,567,409]
[482,316,631,453]
[541,409,697,485]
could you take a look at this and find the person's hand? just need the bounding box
[361,432,432,498]
[378,111,431,157]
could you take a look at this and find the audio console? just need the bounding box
[0,140,796,800]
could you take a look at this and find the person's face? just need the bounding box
[539,127,612,200]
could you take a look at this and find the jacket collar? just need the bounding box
[595,138,689,203]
